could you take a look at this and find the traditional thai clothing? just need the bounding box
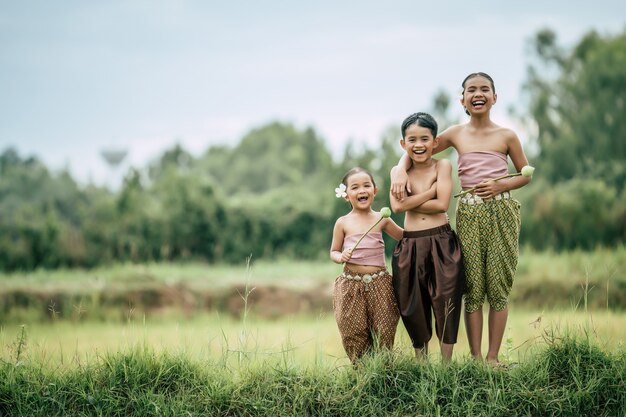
[333,266,399,362]
[456,151,522,313]
[333,232,399,362]
[391,224,465,348]
[342,232,386,267]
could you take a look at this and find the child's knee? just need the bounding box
[486,291,508,311]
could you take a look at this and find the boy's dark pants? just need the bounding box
[391,224,465,349]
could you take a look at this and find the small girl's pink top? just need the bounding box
[457,151,509,189]
[342,232,386,267]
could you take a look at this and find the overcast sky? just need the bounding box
[1,1,625,187]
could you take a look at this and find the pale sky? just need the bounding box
[1,1,625,188]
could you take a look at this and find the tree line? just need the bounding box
[1,28,625,271]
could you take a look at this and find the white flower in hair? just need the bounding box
[335,183,347,198]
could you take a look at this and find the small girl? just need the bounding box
[391,72,532,365]
[330,167,404,363]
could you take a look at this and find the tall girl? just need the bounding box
[330,167,403,363]
[391,72,532,365]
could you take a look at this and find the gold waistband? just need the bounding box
[459,191,511,205]
[340,270,387,284]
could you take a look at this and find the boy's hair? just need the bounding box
[341,167,376,188]
[401,112,438,140]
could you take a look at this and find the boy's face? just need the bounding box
[401,124,437,163]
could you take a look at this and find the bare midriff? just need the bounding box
[403,211,448,232]
[344,263,385,274]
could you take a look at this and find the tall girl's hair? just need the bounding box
[341,167,376,188]
[461,72,496,115]
[401,112,438,139]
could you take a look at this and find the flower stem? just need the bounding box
[351,216,384,251]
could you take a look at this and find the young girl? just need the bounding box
[330,167,403,363]
[391,72,532,365]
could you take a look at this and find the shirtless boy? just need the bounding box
[389,112,465,362]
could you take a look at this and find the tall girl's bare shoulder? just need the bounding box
[498,126,523,148]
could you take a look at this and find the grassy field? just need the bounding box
[2,329,624,416]
[2,250,626,416]
[1,247,626,367]
[2,308,625,369]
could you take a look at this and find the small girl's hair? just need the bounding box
[401,112,438,139]
[461,72,496,115]
[341,167,376,188]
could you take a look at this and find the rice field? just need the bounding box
[2,252,625,416]
[2,308,624,369]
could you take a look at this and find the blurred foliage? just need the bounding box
[1,27,625,271]
[522,27,626,187]
[514,26,626,250]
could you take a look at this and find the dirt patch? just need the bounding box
[225,284,333,319]
[0,282,335,322]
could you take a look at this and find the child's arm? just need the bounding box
[382,217,403,241]
[330,218,353,264]
[505,130,532,190]
[410,159,453,214]
[389,181,437,213]
[390,156,412,201]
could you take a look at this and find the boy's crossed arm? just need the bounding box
[389,160,453,214]
[389,182,436,213]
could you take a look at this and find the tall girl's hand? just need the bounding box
[390,166,411,201]
[340,247,354,263]
[474,179,505,199]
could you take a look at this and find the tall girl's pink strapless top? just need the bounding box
[342,232,386,267]
[457,151,509,189]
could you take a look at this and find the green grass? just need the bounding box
[1,333,624,416]
[2,308,625,369]
[2,250,625,415]
[515,245,626,309]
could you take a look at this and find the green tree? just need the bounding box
[201,122,334,195]
[0,148,93,269]
[522,28,626,187]
[514,27,626,249]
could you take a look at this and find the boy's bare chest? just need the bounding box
[408,167,437,194]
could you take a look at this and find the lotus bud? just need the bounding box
[521,165,535,177]
[380,207,391,218]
